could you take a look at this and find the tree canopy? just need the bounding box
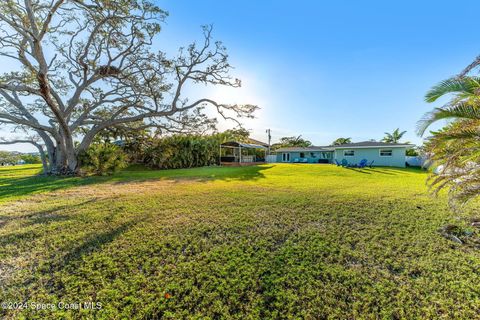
[272,135,312,150]
[0,0,256,174]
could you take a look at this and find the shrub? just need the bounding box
[80,143,128,175]
[128,130,254,170]
[406,148,419,156]
[144,135,219,169]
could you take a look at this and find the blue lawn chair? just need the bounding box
[367,160,375,168]
[358,159,368,168]
[334,159,341,166]
[341,159,348,167]
[293,158,300,163]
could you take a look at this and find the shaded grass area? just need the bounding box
[0,164,271,204]
[1,164,480,319]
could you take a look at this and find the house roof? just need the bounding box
[221,141,267,149]
[275,141,415,152]
[275,146,333,152]
[246,138,269,147]
[333,141,414,149]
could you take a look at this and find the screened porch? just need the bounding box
[220,141,267,166]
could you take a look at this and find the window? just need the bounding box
[300,152,305,158]
[343,150,354,157]
[379,149,393,157]
[282,153,290,162]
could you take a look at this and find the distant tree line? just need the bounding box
[0,151,41,165]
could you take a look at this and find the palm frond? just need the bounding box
[431,122,480,141]
[416,102,480,136]
[425,77,480,103]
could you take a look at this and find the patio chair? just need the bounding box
[341,159,348,167]
[334,159,341,166]
[358,159,368,168]
[293,158,300,163]
[367,160,375,168]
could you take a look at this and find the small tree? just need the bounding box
[406,148,419,156]
[0,1,257,175]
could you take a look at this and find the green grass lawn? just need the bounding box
[1,164,480,319]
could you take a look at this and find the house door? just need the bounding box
[282,153,290,162]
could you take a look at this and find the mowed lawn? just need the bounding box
[1,164,480,319]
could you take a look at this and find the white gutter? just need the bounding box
[333,145,414,149]
[275,148,334,152]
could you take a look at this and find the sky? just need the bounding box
[155,0,480,145]
[1,0,479,151]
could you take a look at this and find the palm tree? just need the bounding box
[331,137,351,145]
[417,76,480,206]
[382,128,407,143]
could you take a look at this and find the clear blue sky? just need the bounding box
[2,0,479,151]
[157,0,480,146]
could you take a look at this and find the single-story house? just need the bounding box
[275,141,414,167]
[275,146,334,163]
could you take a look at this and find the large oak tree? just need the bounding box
[0,0,256,174]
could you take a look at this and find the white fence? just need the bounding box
[266,155,277,163]
[406,156,425,167]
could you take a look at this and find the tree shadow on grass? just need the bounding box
[1,218,144,296]
[42,218,145,294]
[111,164,274,184]
[0,228,37,247]
[369,167,427,176]
[0,166,39,174]
[0,199,99,230]
[60,220,139,268]
[365,168,397,175]
[343,167,399,175]
[0,214,73,247]
[344,168,371,174]
[0,198,97,220]
[0,175,97,204]
[341,166,423,176]
[0,165,274,205]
